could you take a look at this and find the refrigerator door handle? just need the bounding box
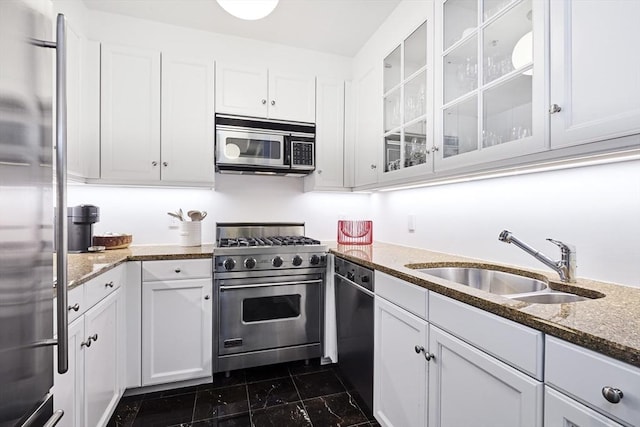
[54,12,69,375]
[32,12,69,375]
[42,13,69,375]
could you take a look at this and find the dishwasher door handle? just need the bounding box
[335,275,374,297]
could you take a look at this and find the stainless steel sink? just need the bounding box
[508,292,591,304]
[415,267,548,295]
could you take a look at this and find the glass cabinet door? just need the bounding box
[383,21,430,175]
[436,0,545,171]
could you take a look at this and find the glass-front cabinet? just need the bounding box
[382,21,432,180]
[435,0,546,172]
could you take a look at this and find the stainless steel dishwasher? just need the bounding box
[334,257,374,413]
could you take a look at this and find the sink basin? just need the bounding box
[509,292,591,304]
[415,267,548,295]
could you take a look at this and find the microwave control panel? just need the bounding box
[291,141,314,167]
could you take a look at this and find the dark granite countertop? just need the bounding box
[329,242,640,369]
[60,242,640,369]
[59,245,214,290]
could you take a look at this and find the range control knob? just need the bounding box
[244,258,256,269]
[272,256,284,267]
[310,254,321,265]
[292,255,303,266]
[223,258,236,271]
[361,275,370,283]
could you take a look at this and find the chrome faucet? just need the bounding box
[498,230,577,283]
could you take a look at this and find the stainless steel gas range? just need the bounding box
[213,222,328,372]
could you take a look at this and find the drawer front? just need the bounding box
[544,387,623,427]
[429,292,543,380]
[143,259,212,282]
[375,271,428,320]
[546,336,640,426]
[85,264,124,309]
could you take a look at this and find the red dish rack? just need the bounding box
[337,220,373,245]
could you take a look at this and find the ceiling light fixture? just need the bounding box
[216,0,279,20]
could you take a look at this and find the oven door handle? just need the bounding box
[219,279,322,291]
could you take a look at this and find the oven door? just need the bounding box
[217,274,322,355]
[216,128,285,168]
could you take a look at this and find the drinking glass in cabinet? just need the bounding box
[384,89,401,132]
[483,72,532,147]
[404,70,427,123]
[483,0,532,84]
[443,96,478,158]
[405,22,427,78]
[384,46,402,93]
[404,120,428,167]
[444,36,478,103]
[385,133,401,171]
[444,0,478,50]
[483,0,512,21]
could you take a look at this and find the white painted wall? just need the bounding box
[67,174,370,245]
[372,159,640,287]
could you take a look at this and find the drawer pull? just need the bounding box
[105,281,114,288]
[414,345,435,361]
[175,268,182,273]
[204,295,210,300]
[68,303,80,312]
[602,386,624,404]
[80,334,98,348]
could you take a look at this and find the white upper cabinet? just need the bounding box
[66,24,99,181]
[101,43,161,181]
[434,0,547,172]
[268,71,316,122]
[354,66,382,187]
[381,20,434,182]
[161,54,215,184]
[215,63,268,118]
[304,77,345,191]
[100,44,215,185]
[549,0,640,149]
[216,62,316,122]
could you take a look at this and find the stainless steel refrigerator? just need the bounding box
[0,0,68,425]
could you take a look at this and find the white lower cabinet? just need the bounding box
[428,325,543,427]
[374,295,428,427]
[544,387,623,427]
[54,288,123,427]
[141,260,212,385]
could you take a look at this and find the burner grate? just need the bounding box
[217,235,321,248]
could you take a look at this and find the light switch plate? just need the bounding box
[408,214,416,232]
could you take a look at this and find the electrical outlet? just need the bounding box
[408,214,416,232]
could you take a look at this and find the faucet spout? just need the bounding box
[498,230,577,283]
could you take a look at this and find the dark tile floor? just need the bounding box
[108,360,380,427]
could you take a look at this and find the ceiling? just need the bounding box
[82,0,402,57]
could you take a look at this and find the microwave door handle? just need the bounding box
[284,135,292,167]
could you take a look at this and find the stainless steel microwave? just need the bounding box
[215,114,316,176]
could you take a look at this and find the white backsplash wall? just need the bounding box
[371,160,640,287]
[67,174,371,245]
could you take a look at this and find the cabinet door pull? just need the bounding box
[370,164,377,170]
[105,281,114,288]
[602,386,623,404]
[175,268,182,273]
[152,161,158,166]
[204,295,210,300]
[261,99,267,105]
[431,145,440,152]
[271,100,276,106]
[549,104,562,114]
[68,303,80,312]
[414,345,434,361]
[81,334,97,348]
[163,162,168,167]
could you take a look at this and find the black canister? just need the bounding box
[67,205,100,253]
